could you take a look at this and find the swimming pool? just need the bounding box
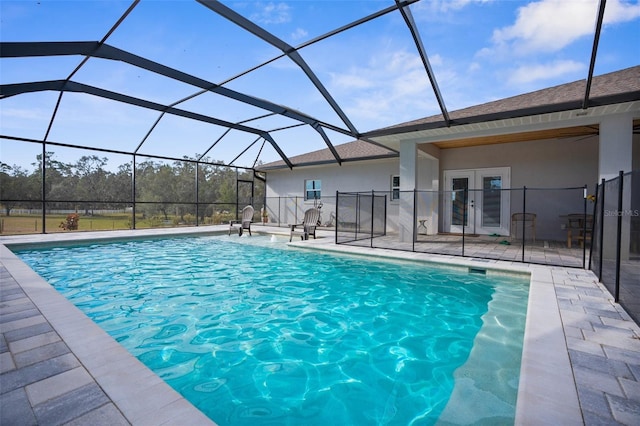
[14,234,529,425]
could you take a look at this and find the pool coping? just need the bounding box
[0,226,630,424]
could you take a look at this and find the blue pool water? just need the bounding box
[15,235,529,425]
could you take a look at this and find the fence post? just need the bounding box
[522,186,527,263]
[383,193,387,238]
[588,183,598,270]
[598,178,605,282]
[412,189,417,252]
[355,194,360,241]
[582,185,587,269]
[462,189,466,257]
[195,165,200,227]
[614,170,624,302]
[41,143,46,234]
[132,154,137,230]
[335,191,339,244]
[370,190,375,248]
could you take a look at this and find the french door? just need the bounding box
[444,167,510,235]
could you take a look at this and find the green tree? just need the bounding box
[74,155,108,214]
[136,160,177,220]
[104,162,133,208]
[34,152,71,209]
[173,158,196,222]
[0,163,23,215]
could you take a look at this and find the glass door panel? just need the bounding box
[481,176,502,228]
[452,177,469,227]
[444,168,510,235]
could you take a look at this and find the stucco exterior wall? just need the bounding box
[438,136,599,189]
[633,136,640,171]
[437,136,599,240]
[264,134,635,241]
[264,158,402,230]
[265,159,398,198]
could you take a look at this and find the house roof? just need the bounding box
[260,65,640,170]
[257,139,398,171]
[367,65,640,137]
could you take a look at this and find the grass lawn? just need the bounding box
[1,214,132,234]
[1,211,238,236]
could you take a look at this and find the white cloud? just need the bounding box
[474,0,639,90]
[1,107,47,121]
[250,2,291,25]
[491,0,640,55]
[602,0,640,23]
[331,73,373,90]
[328,49,438,127]
[291,27,308,41]
[417,0,494,14]
[507,60,585,85]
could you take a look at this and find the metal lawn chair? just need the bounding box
[229,205,254,236]
[289,208,320,241]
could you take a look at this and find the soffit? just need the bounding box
[418,117,640,152]
[428,124,600,149]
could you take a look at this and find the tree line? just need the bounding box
[0,152,264,222]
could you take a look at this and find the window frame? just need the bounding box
[304,179,322,201]
[391,175,400,201]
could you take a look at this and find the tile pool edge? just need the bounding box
[0,244,216,425]
[1,227,585,425]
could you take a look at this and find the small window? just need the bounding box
[391,175,400,200]
[305,179,321,200]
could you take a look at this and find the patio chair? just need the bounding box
[289,208,320,241]
[566,213,593,248]
[229,205,254,236]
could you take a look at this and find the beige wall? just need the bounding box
[437,136,599,189]
[265,134,635,241]
[633,135,640,171]
[265,158,402,230]
[434,136,600,241]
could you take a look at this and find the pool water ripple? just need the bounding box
[15,235,529,425]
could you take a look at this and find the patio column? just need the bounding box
[599,113,634,260]
[417,150,439,236]
[399,141,417,242]
[599,113,633,180]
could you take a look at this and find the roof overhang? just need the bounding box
[365,98,640,151]
[257,152,399,172]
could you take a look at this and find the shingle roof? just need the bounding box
[257,139,398,171]
[259,65,640,171]
[370,65,640,134]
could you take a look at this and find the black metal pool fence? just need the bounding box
[335,186,594,265]
[330,175,638,324]
[589,170,640,325]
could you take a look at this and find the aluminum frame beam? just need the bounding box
[0,41,352,166]
[197,0,358,140]
[1,80,294,169]
[583,0,607,109]
[396,1,450,125]
[0,42,346,135]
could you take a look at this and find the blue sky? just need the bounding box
[1,0,639,171]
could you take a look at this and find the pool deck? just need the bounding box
[1,226,639,425]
